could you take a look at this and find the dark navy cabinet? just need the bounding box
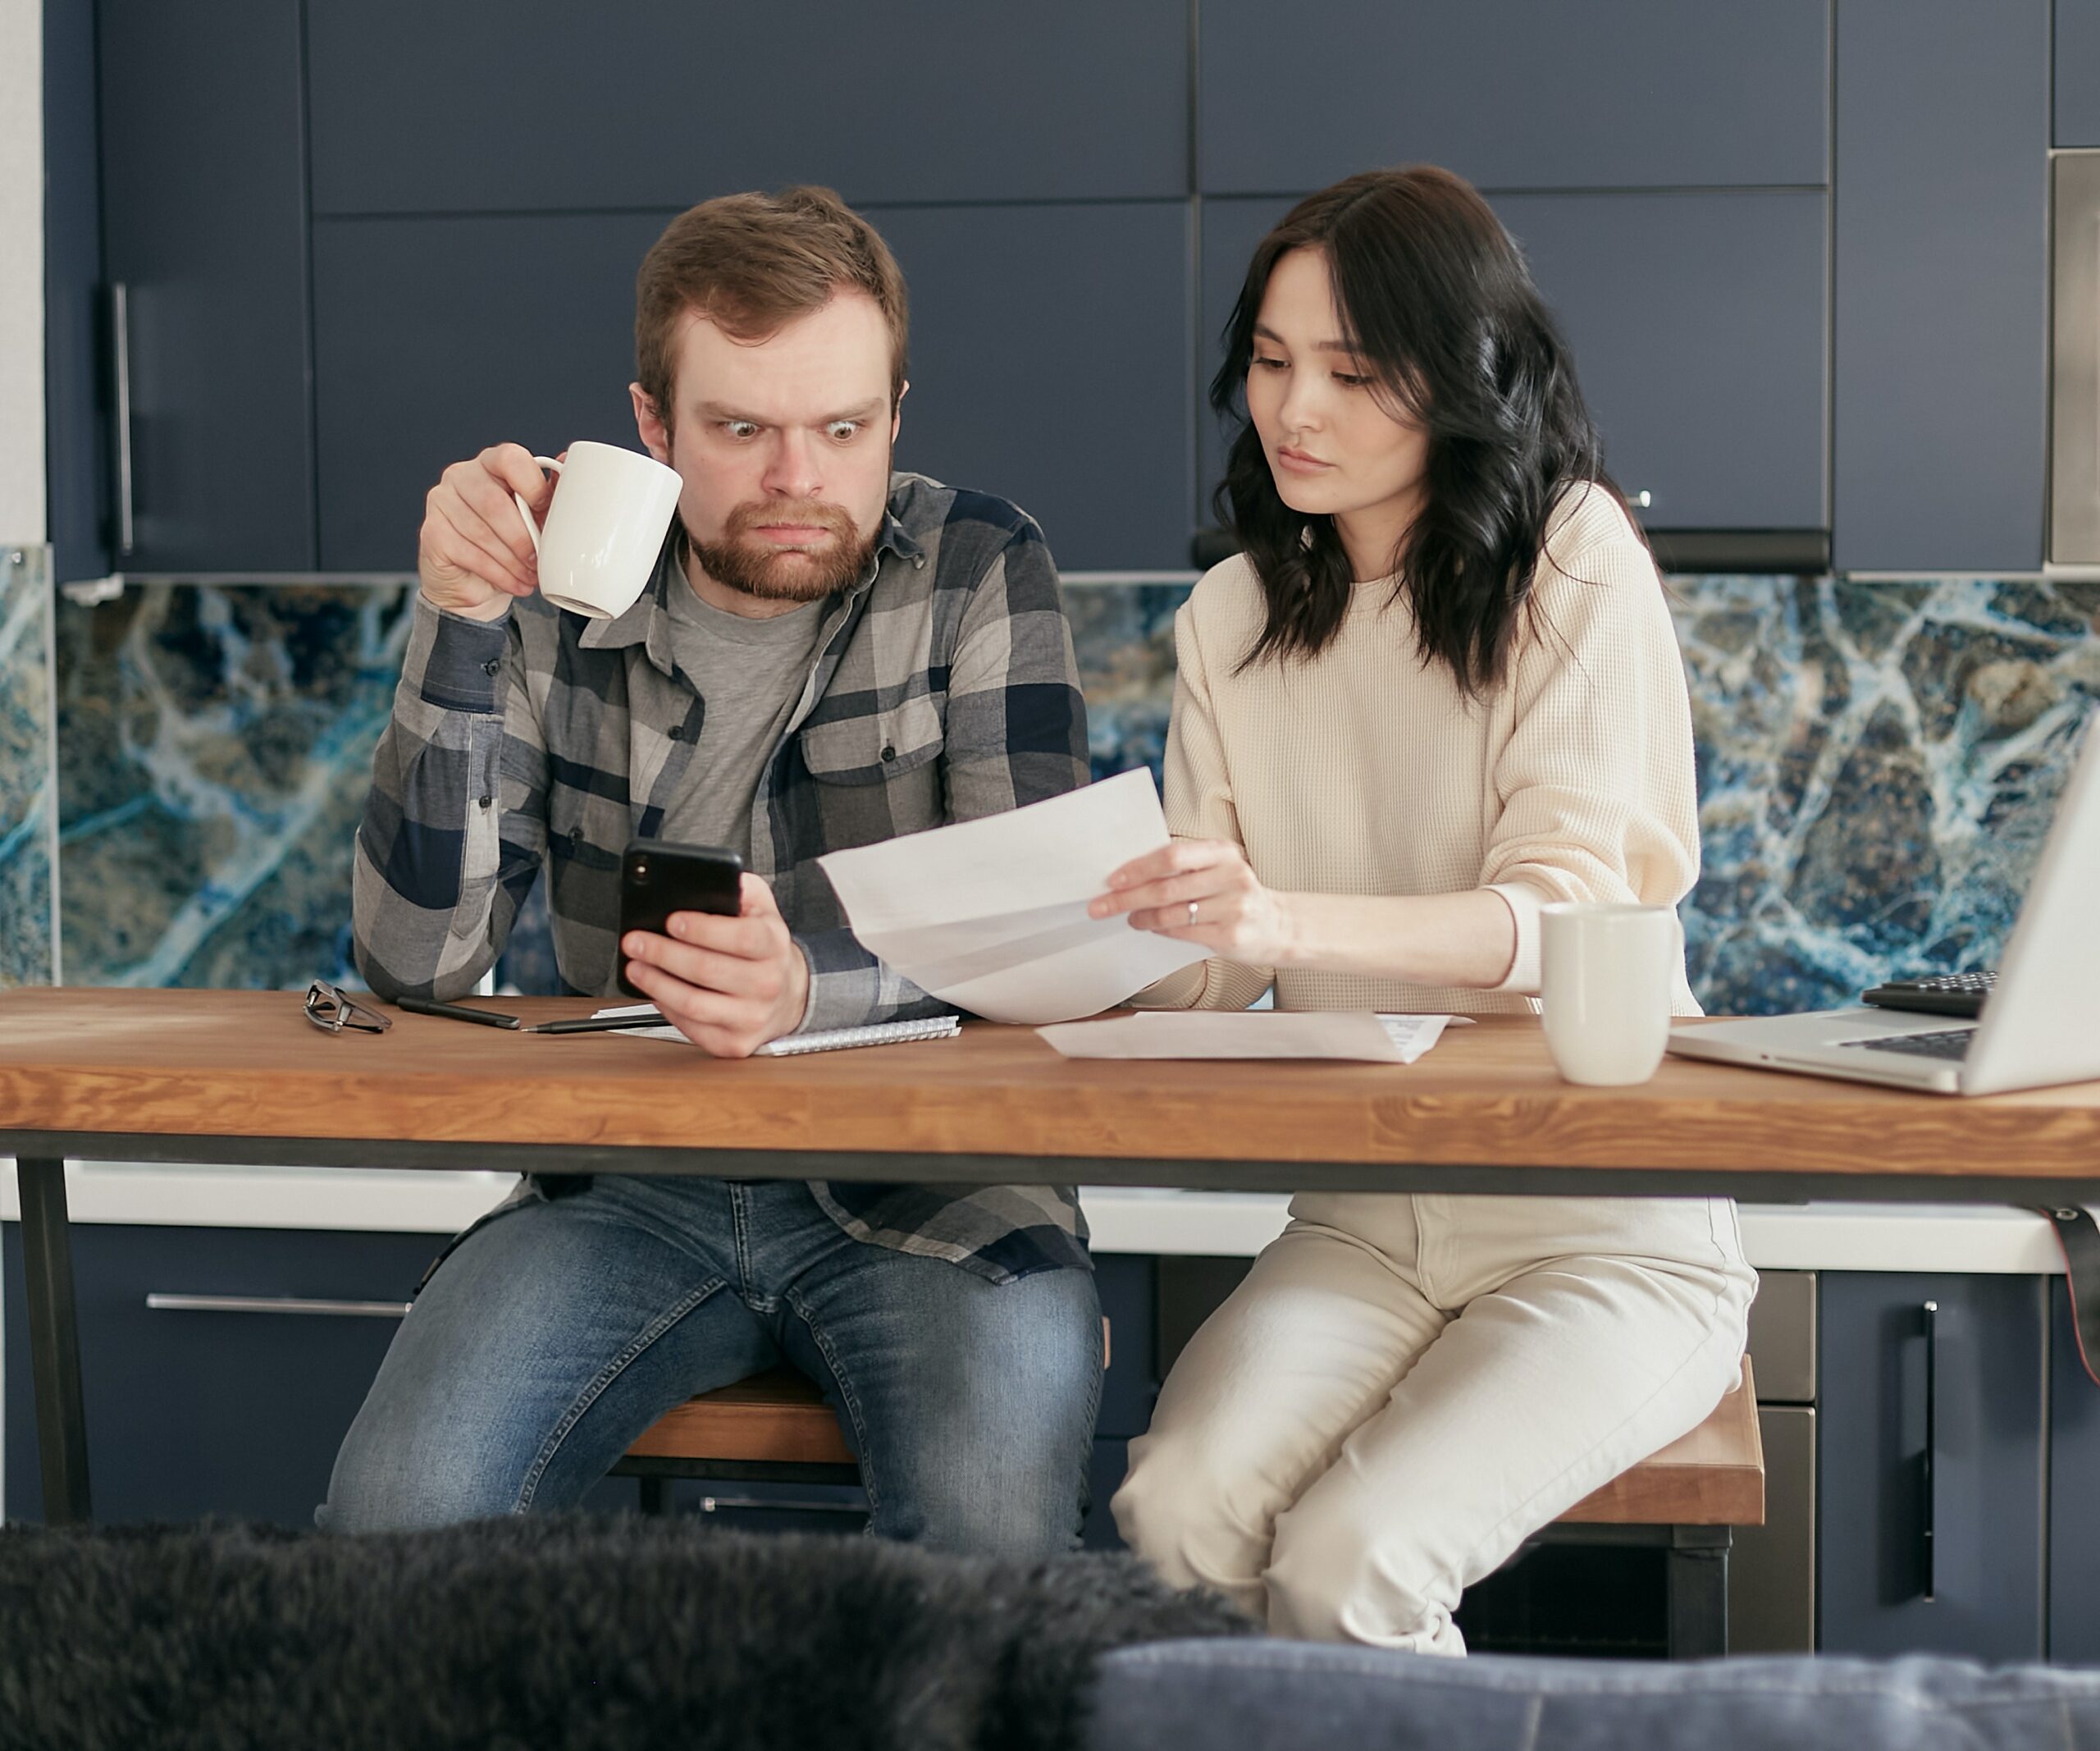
[1833,0,2050,573]
[314,203,1194,574]
[1200,191,1827,536]
[1490,194,1826,533]
[1815,1272,2048,1659]
[46,1,2066,575]
[873,204,1193,574]
[2059,0,2100,146]
[43,0,108,587]
[91,0,317,574]
[1198,0,1830,195]
[2,1223,436,1525]
[305,0,1189,214]
[311,211,673,573]
[2050,1279,2100,1661]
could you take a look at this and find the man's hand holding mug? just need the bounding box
[418,441,683,622]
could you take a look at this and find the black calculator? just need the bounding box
[1859,970,1997,1019]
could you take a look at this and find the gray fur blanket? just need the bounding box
[0,1516,1252,1751]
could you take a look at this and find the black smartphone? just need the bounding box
[617,838,745,999]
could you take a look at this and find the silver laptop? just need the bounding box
[1668,714,2100,1096]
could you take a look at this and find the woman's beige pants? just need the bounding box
[1112,1193,1755,1654]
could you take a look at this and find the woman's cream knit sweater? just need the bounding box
[1143,483,1703,1019]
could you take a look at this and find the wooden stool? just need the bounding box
[1522,1357,1764,1658]
[612,1369,860,1516]
[615,1356,1764,1657]
[613,1315,1119,1515]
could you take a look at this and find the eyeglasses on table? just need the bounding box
[304,978,392,1035]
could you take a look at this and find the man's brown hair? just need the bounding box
[635,185,909,431]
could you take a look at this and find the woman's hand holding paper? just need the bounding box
[1091,839,1301,966]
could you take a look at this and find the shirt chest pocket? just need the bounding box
[798,693,945,786]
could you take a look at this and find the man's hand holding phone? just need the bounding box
[619,843,810,1058]
[621,874,810,1058]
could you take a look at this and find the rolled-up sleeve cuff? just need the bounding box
[409,596,512,714]
[782,943,818,1036]
[797,930,883,1035]
[1485,881,1549,995]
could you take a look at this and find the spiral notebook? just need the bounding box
[591,1004,961,1056]
[755,1016,961,1056]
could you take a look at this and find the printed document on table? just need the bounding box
[815,768,1209,1025]
[1036,1011,1469,1063]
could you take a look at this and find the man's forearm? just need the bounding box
[353,599,526,998]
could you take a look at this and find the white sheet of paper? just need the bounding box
[1035,1011,1469,1063]
[815,768,1208,1024]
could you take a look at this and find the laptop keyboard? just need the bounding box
[1838,1027,1976,1062]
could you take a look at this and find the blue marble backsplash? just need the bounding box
[0,546,56,989]
[52,583,415,989]
[24,574,2098,1017]
[1676,578,2098,1013]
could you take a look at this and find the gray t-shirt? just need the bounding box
[658,579,829,865]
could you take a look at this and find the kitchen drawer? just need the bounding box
[3,1221,643,1525]
[2062,0,2100,146]
[1732,1405,1815,1653]
[1746,1269,1816,1403]
[623,1424,1132,1544]
[3,1223,438,1525]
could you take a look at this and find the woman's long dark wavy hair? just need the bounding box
[1215,165,1629,695]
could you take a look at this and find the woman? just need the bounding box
[1095,167,1755,1653]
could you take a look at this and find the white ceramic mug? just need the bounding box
[510,441,684,619]
[1540,903,1682,1086]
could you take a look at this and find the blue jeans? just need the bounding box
[320,1175,1102,1553]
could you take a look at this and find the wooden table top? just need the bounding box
[0,988,2097,1196]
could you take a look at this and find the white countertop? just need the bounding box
[0,1159,2070,1273]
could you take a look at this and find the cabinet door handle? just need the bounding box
[697,1494,865,1516]
[1920,1298,1938,1603]
[144,1293,410,1319]
[110,282,135,556]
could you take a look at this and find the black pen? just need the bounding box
[397,995,523,1031]
[529,1011,668,1035]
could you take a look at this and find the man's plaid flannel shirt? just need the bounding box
[353,473,1093,1282]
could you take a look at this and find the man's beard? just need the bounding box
[686,497,879,605]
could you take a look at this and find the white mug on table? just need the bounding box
[1539,902,1682,1086]
[510,441,683,619]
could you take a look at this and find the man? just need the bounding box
[324,187,1101,1552]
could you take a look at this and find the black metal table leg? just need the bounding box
[16,1155,92,1525]
[1665,1525,1731,1657]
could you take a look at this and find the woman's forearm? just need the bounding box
[1275,888,1520,989]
